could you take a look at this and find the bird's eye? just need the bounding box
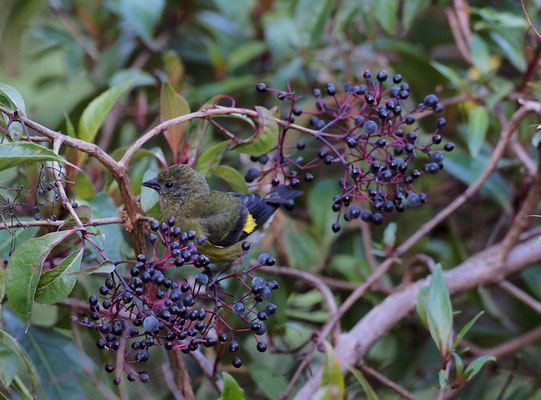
[165,182,173,188]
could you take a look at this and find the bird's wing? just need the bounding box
[232,193,277,241]
[199,193,248,247]
[200,192,278,247]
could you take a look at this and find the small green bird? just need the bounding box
[142,164,302,264]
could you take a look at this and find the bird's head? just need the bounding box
[142,164,209,201]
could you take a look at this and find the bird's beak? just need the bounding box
[142,178,160,191]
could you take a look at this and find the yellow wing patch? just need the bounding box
[243,213,257,234]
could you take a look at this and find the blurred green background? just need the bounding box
[2,0,541,399]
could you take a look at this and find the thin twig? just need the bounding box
[190,350,224,392]
[259,265,340,341]
[521,0,541,40]
[358,363,417,400]
[464,325,541,358]
[52,139,84,227]
[498,280,541,315]
[0,216,124,230]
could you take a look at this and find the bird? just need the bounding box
[142,164,302,264]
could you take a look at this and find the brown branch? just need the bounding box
[259,265,340,340]
[292,102,541,399]
[53,139,84,227]
[358,363,417,400]
[190,350,224,392]
[521,0,541,40]
[0,216,124,230]
[498,280,541,315]
[444,6,473,64]
[167,352,195,400]
[294,234,541,399]
[463,325,541,358]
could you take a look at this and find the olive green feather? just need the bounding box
[142,164,302,264]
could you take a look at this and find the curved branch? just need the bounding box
[294,235,541,399]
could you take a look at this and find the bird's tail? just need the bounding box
[264,184,303,204]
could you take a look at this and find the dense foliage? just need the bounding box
[1,1,541,399]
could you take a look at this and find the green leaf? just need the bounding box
[160,82,191,163]
[464,355,496,381]
[34,247,83,304]
[141,168,160,213]
[234,106,279,156]
[3,310,93,399]
[320,341,344,399]
[308,179,336,246]
[248,364,288,400]
[110,146,166,165]
[426,264,453,356]
[0,340,18,388]
[402,0,429,31]
[0,328,39,395]
[452,351,464,380]
[227,41,269,71]
[218,372,245,400]
[5,230,75,323]
[0,225,39,261]
[383,222,397,248]
[0,267,4,303]
[115,0,164,46]
[471,34,491,74]
[195,141,229,177]
[294,0,333,46]
[0,83,26,114]
[489,31,526,72]
[74,172,95,200]
[74,260,115,275]
[347,366,380,400]
[467,106,489,157]
[375,0,399,35]
[78,81,132,144]
[0,142,65,172]
[416,286,430,328]
[438,369,447,389]
[452,311,484,350]
[214,165,250,193]
[431,61,463,87]
[284,223,323,270]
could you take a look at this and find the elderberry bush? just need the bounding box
[250,71,455,231]
[72,217,279,384]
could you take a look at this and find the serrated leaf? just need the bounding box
[78,81,132,144]
[416,286,430,328]
[74,260,115,275]
[234,106,278,156]
[375,0,399,35]
[214,165,249,193]
[5,230,75,323]
[347,365,379,400]
[160,82,190,163]
[452,311,484,350]
[464,355,496,381]
[34,247,83,304]
[0,142,65,171]
[0,83,26,115]
[195,141,229,177]
[467,106,489,157]
[427,264,453,356]
[218,372,245,400]
[0,329,39,395]
[320,341,344,399]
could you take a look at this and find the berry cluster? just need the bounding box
[250,72,454,231]
[73,217,279,384]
